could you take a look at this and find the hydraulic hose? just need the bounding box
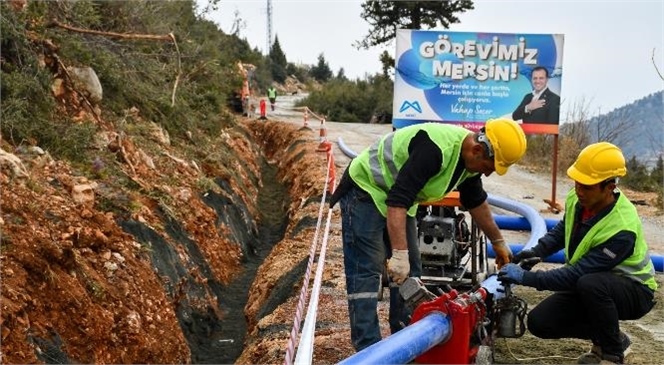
[481,194,548,298]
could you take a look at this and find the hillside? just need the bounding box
[0,1,327,363]
[586,90,663,165]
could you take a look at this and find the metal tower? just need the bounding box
[266,0,273,55]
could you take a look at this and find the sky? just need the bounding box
[200,0,664,115]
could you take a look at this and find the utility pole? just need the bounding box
[266,0,273,55]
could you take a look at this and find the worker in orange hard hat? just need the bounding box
[500,142,658,365]
[329,118,527,352]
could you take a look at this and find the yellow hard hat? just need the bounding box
[484,118,527,175]
[567,142,627,185]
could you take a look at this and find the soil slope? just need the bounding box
[0,119,329,364]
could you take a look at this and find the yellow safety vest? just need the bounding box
[349,123,478,217]
[563,189,658,291]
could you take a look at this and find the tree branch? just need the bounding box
[48,20,182,106]
[48,19,173,41]
[652,48,664,81]
[169,32,181,107]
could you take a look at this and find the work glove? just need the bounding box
[492,239,513,269]
[497,263,525,284]
[387,249,410,285]
[512,249,541,270]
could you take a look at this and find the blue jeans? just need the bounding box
[339,186,422,351]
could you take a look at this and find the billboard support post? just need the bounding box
[545,135,563,214]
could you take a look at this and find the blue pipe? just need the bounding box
[482,194,548,298]
[337,313,450,365]
[494,215,559,231]
[488,243,664,273]
[487,243,565,265]
[653,255,664,273]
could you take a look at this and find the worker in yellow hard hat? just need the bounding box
[499,142,658,365]
[329,118,527,352]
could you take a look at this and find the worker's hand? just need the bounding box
[387,249,410,285]
[512,249,541,270]
[492,240,512,269]
[497,263,525,284]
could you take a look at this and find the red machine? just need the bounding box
[401,274,529,364]
[407,282,488,364]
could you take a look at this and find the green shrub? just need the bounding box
[296,74,393,124]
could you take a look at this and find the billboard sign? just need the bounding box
[393,30,564,134]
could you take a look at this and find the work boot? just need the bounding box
[619,331,631,357]
[577,344,602,364]
[598,353,623,364]
[577,332,631,364]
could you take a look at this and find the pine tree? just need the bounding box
[310,53,332,82]
[336,67,347,81]
[269,35,287,68]
[624,156,653,191]
[269,35,287,83]
[356,1,474,49]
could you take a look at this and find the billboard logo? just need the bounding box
[399,100,422,114]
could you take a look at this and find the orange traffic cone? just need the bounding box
[303,108,309,128]
[316,118,331,152]
[319,118,327,143]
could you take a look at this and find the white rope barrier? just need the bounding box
[283,146,335,365]
[279,105,325,122]
[294,206,333,365]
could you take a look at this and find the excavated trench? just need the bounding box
[118,134,312,363]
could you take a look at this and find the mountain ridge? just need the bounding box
[586,90,663,166]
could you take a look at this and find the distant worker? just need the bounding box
[259,99,267,120]
[267,86,277,111]
[512,65,560,125]
[238,61,251,115]
[329,118,527,351]
[499,142,658,365]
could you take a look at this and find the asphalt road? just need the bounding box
[270,93,392,165]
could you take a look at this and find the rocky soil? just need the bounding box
[0,115,330,364]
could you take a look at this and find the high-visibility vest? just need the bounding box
[268,88,277,98]
[563,189,658,291]
[349,123,477,217]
